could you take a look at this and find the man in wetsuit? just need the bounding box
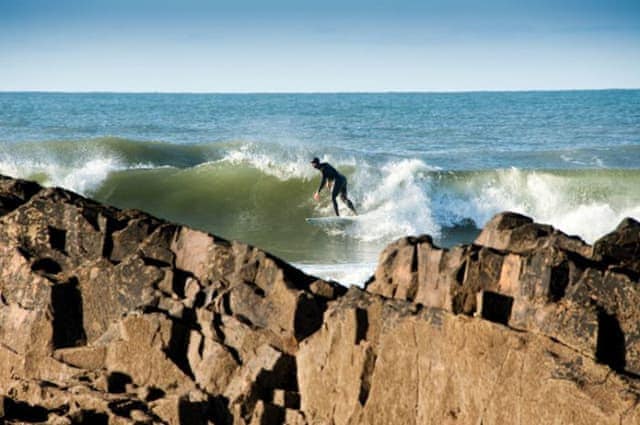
[311,157,357,216]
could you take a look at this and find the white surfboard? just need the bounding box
[305,216,357,226]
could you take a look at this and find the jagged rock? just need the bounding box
[283,409,307,425]
[248,400,285,425]
[593,217,640,274]
[365,211,640,378]
[150,392,209,425]
[365,236,423,300]
[474,211,592,257]
[272,389,299,409]
[187,330,239,395]
[0,176,639,425]
[0,176,338,424]
[54,345,107,370]
[104,314,195,392]
[567,268,640,375]
[0,175,41,216]
[298,288,640,425]
[366,237,506,315]
[223,343,297,419]
[475,211,537,250]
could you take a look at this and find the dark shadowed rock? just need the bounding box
[593,217,640,274]
[0,175,41,216]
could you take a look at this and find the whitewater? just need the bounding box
[0,91,638,285]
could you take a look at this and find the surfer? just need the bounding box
[311,157,357,216]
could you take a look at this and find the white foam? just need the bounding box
[301,157,443,242]
[0,152,152,196]
[346,159,441,241]
[219,143,318,181]
[295,262,376,288]
[2,138,637,249]
[219,143,445,242]
[61,158,124,194]
[442,168,640,243]
[560,153,606,168]
[549,203,640,242]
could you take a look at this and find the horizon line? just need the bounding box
[0,87,638,95]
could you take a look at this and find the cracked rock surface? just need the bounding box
[0,175,639,424]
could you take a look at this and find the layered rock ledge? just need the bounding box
[0,175,638,424]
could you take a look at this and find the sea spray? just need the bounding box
[338,158,441,241]
[431,167,640,243]
[0,152,128,194]
[219,142,319,181]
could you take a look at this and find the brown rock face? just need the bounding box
[0,176,342,424]
[0,177,639,424]
[298,288,639,425]
[365,212,640,378]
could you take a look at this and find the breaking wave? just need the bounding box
[1,137,639,249]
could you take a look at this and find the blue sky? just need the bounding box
[1,0,639,92]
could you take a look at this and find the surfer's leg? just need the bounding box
[346,199,357,215]
[340,182,357,215]
[331,196,340,216]
[331,182,341,216]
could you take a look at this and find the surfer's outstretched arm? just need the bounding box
[317,174,327,194]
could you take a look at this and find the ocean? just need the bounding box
[0,91,639,285]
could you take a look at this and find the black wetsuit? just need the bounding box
[316,162,357,216]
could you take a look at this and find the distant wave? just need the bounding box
[0,137,639,246]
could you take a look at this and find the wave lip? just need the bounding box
[0,154,133,195]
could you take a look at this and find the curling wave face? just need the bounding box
[1,138,639,254]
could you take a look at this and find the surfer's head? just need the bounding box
[310,157,320,168]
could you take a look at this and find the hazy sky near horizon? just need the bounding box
[1,0,639,92]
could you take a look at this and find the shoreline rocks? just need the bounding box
[0,175,639,424]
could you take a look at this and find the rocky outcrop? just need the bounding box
[298,288,640,425]
[593,217,640,274]
[0,176,342,424]
[366,212,640,378]
[0,175,639,424]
